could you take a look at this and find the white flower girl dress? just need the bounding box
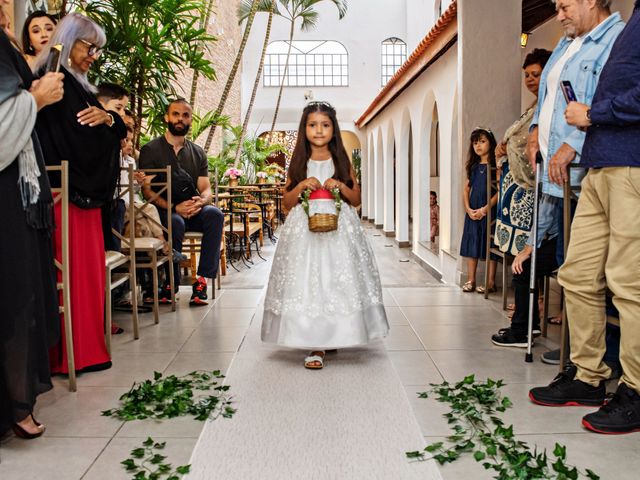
[262,159,389,348]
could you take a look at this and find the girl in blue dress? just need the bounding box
[460,127,498,293]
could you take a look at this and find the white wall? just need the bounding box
[241,0,413,135]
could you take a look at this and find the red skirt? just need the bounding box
[50,203,110,374]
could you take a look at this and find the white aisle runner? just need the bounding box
[187,306,442,480]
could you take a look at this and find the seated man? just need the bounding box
[138,98,224,306]
[491,194,559,347]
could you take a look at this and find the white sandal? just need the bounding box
[304,351,325,369]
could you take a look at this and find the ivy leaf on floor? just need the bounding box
[102,370,236,422]
[406,376,600,479]
[121,437,191,479]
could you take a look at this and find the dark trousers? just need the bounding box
[102,199,126,251]
[511,237,559,336]
[158,205,224,285]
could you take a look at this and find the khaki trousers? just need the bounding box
[558,167,640,392]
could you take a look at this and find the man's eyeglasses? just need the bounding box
[78,39,103,58]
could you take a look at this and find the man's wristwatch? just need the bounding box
[106,113,114,127]
[585,108,591,122]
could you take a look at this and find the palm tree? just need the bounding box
[202,0,261,154]
[189,0,217,107]
[233,0,275,166]
[248,0,347,136]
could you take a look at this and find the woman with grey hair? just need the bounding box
[0,0,63,439]
[35,13,126,375]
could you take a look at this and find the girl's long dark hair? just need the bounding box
[465,128,497,180]
[286,102,354,193]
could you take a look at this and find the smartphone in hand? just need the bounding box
[560,80,577,103]
[45,44,64,73]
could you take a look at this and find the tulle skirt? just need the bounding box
[262,204,389,349]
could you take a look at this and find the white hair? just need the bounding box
[34,13,106,93]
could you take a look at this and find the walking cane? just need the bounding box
[525,153,543,363]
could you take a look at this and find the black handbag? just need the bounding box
[168,157,199,205]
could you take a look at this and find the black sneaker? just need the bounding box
[529,365,606,407]
[491,329,529,348]
[159,283,173,304]
[541,348,561,365]
[190,277,208,306]
[498,326,541,337]
[582,383,640,434]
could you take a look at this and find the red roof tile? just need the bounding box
[355,1,458,128]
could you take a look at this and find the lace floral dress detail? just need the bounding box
[262,159,389,349]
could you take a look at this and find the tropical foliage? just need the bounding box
[72,0,217,146]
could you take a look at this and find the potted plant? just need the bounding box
[256,171,268,184]
[224,167,244,187]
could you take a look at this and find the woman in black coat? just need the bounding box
[0,0,63,439]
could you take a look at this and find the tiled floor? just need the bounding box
[0,222,637,479]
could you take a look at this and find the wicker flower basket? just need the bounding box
[306,188,339,232]
[309,213,338,232]
[228,177,239,187]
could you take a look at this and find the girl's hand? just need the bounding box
[323,178,343,191]
[478,206,488,218]
[301,177,322,191]
[133,171,146,184]
[78,106,113,127]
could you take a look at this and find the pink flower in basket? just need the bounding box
[256,171,268,179]
[224,167,244,179]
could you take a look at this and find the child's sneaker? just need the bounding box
[190,277,208,306]
[159,283,173,304]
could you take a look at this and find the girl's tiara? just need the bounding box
[472,126,494,135]
[306,101,335,111]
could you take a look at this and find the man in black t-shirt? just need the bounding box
[138,99,223,306]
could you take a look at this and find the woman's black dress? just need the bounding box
[0,30,59,435]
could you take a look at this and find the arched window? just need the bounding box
[263,40,348,87]
[381,37,407,86]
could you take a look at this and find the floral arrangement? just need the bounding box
[300,187,342,216]
[256,171,268,179]
[224,167,244,179]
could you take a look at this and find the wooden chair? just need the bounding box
[484,164,508,309]
[122,167,175,324]
[227,203,264,261]
[46,161,76,392]
[105,164,140,353]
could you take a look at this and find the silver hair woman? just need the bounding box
[34,12,105,93]
[34,11,126,376]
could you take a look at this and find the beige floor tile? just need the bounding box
[402,305,510,326]
[389,288,483,307]
[213,289,264,309]
[428,349,559,385]
[74,353,177,388]
[163,352,236,376]
[179,326,248,353]
[0,437,109,479]
[382,288,398,306]
[34,386,124,438]
[388,351,444,385]
[115,415,205,439]
[413,322,509,351]
[383,325,425,351]
[111,327,195,353]
[82,437,197,480]
[384,306,409,326]
[200,306,257,326]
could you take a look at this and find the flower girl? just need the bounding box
[262,102,389,369]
